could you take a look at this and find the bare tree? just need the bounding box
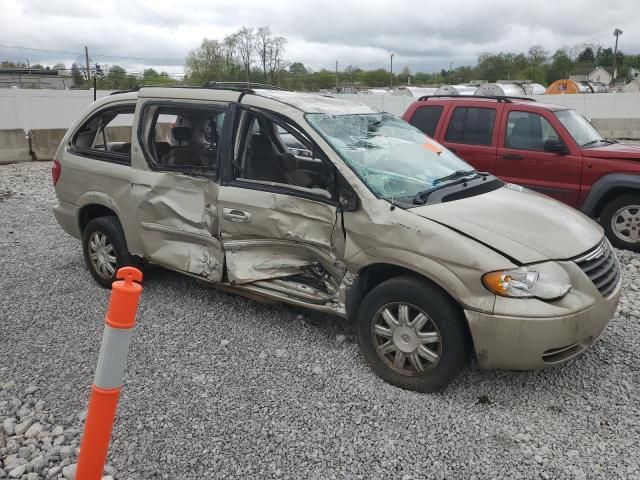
[255,26,272,82]
[236,26,255,84]
[268,36,287,84]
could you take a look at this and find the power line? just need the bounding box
[0,44,184,63]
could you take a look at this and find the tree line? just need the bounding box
[2,34,639,91]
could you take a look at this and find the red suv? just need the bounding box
[403,96,640,251]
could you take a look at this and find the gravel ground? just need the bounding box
[1,162,639,480]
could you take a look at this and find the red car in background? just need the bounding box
[403,96,640,251]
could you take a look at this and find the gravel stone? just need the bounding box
[62,463,77,479]
[2,418,16,436]
[23,387,38,396]
[24,422,42,439]
[13,418,33,435]
[7,466,24,479]
[1,162,640,479]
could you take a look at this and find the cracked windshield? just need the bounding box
[306,112,474,202]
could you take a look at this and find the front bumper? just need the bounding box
[465,278,622,370]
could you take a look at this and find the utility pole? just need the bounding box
[85,46,91,84]
[276,59,281,87]
[613,28,623,81]
[390,53,394,89]
[335,60,338,92]
[448,62,453,84]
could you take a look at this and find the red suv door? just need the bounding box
[437,103,500,173]
[496,107,583,207]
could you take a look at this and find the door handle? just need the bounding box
[448,147,457,153]
[222,208,252,223]
[502,154,523,160]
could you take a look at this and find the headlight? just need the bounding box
[482,267,571,300]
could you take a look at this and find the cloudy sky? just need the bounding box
[1,0,638,76]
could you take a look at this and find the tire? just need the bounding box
[82,216,130,288]
[356,276,467,393]
[600,194,640,252]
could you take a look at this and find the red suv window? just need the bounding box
[408,105,443,137]
[445,107,496,146]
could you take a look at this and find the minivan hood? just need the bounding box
[582,142,640,160]
[411,185,603,264]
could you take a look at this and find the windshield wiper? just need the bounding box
[581,139,604,147]
[433,170,477,185]
[413,171,480,205]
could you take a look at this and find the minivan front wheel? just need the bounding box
[356,276,467,393]
[82,216,130,288]
[600,194,640,252]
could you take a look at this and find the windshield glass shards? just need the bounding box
[305,112,474,202]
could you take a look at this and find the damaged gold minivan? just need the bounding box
[52,85,622,392]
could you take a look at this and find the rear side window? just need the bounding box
[445,107,496,146]
[409,106,443,137]
[141,104,226,174]
[72,105,135,163]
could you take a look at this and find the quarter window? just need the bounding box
[445,107,496,146]
[505,111,561,151]
[72,105,135,162]
[409,106,443,137]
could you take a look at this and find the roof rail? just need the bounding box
[109,85,142,95]
[108,82,291,96]
[202,81,290,92]
[417,94,537,103]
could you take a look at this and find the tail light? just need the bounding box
[51,158,61,186]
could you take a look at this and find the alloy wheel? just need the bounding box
[88,231,117,279]
[611,205,640,244]
[371,302,442,376]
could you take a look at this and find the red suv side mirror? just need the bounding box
[543,139,569,155]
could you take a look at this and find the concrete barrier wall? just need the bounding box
[0,129,32,164]
[29,128,67,161]
[2,89,640,163]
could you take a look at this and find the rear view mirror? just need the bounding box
[544,139,568,155]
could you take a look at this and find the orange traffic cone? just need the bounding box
[76,267,143,480]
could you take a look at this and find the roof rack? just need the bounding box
[202,81,290,92]
[109,82,291,96]
[417,94,536,103]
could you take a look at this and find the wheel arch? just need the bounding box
[346,262,473,337]
[346,262,475,362]
[78,203,120,234]
[581,173,640,218]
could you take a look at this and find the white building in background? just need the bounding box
[0,69,73,89]
[570,66,614,86]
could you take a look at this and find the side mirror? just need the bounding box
[337,177,358,212]
[544,139,569,155]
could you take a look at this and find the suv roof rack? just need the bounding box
[202,81,290,91]
[417,95,536,103]
[108,82,291,97]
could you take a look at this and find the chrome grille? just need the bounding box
[573,239,620,297]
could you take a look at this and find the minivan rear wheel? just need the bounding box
[356,276,467,393]
[82,216,130,288]
[600,194,640,252]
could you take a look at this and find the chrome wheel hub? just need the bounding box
[88,231,117,279]
[611,205,640,244]
[371,302,442,375]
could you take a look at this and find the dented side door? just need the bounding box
[128,99,231,282]
[216,103,346,297]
